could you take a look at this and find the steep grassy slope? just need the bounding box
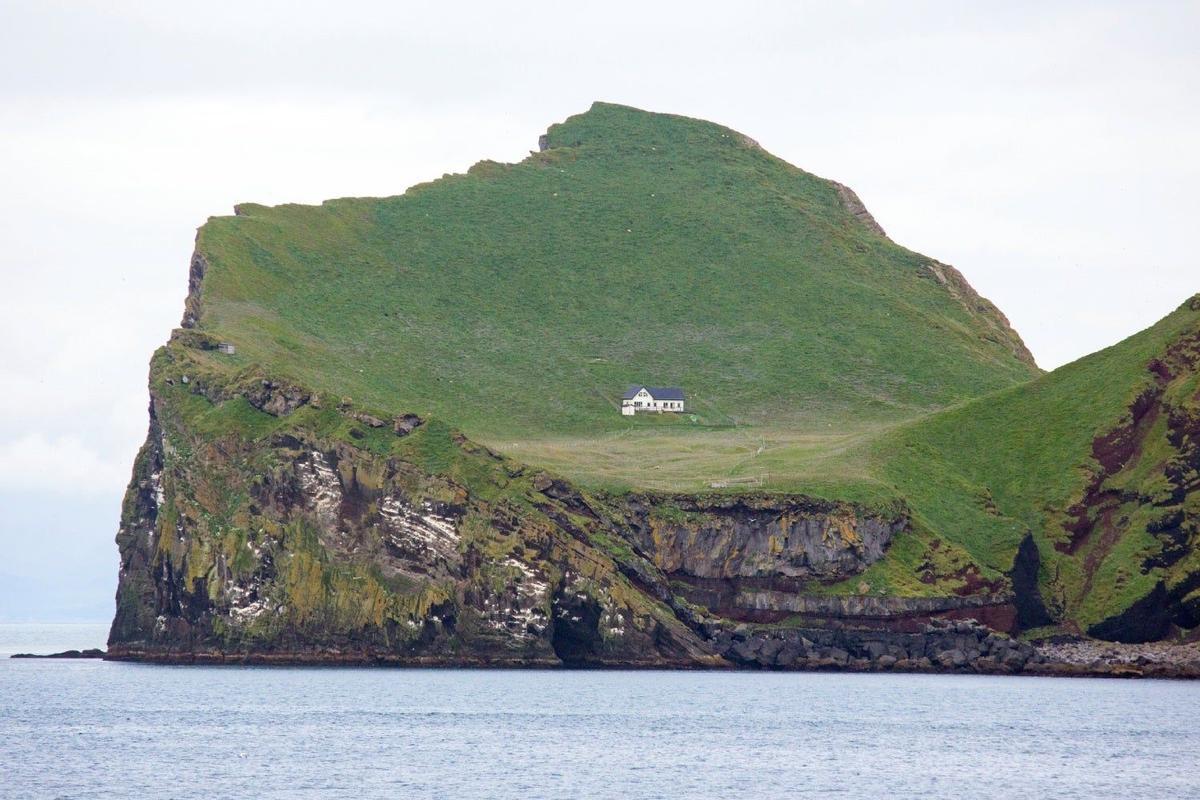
[186,102,1036,491]
[867,296,1200,639]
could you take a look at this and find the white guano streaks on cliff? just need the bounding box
[480,557,549,640]
[296,450,342,530]
[378,495,460,563]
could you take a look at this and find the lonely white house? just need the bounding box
[621,385,686,415]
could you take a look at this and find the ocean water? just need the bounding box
[2,624,1199,799]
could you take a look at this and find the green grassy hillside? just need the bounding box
[188,102,1037,491]
[868,296,1200,637]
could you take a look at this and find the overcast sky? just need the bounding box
[2,0,1197,621]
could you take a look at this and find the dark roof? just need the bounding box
[622,385,685,401]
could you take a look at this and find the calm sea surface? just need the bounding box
[2,623,1199,799]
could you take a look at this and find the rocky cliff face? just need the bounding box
[109,326,1029,669]
[109,341,719,666]
[622,494,903,581]
[1058,320,1200,642]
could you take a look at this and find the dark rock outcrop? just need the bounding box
[924,260,1038,368]
[1009,533,1053,630]
[1088,582,1174,643]
[10,649,105,659]
[180,250,206,329]
[831,181,888,239]
[716,618,1040,674]
[621,494,903,583]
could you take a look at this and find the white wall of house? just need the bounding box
[622,388,685,414]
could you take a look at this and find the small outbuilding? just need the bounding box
[621,385,686,415]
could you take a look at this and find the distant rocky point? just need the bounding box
[11,648,106,659]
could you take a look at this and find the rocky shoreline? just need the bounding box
[717,619,1039,674]
[714,618,1200,679]
[1030,636,1200,679]
[27,620,1189,678]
